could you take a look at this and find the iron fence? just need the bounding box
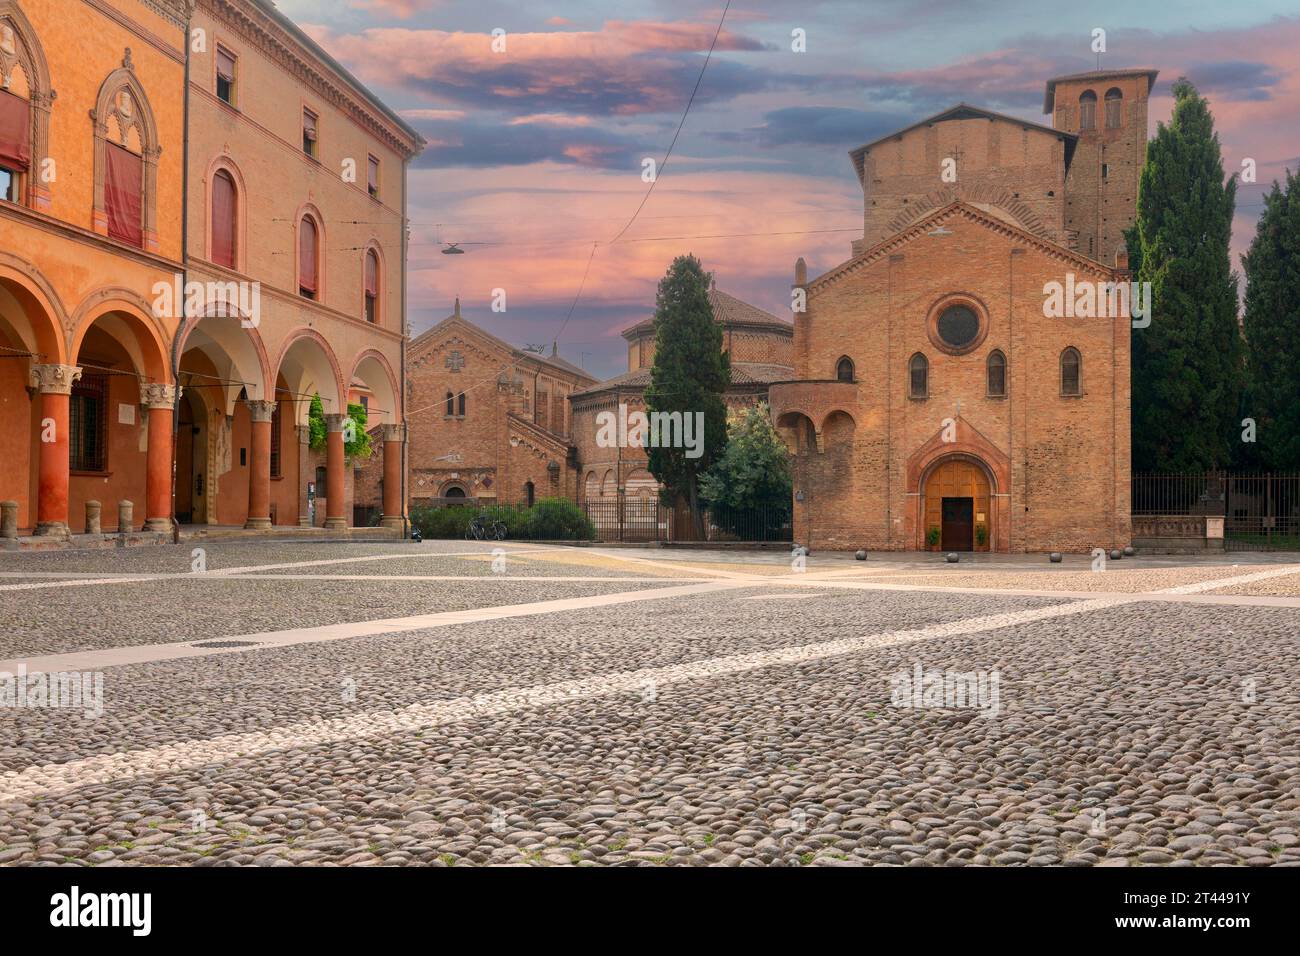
[581,499,792,544]
[1131,472,1300,551]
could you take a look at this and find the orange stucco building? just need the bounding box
[0,0,422,542]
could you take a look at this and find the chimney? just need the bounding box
[794,257,807,285]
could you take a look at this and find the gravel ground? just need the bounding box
[1,542,1296,867]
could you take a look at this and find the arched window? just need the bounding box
[1061,347,1082,396]
[1104,88,1123,129]
[298,215,319,299]
[211,169,237,269]
[909,353,928,398]
[1079,90,1097,131]
[443,485,466,500]
[458,391,466,417]
[92,65,159,249]
[987,349,1006,397]
[0,6,53,209]
[445,390,454,416]
[836,356,854,382]
[364,248,379,323]
[525,481,535,507]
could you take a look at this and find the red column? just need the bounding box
[31,364,80,537]
[245,399,275,529]
[380,423,404,530]
[324,413,347,530]
[141,383,177,533]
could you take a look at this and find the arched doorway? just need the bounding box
[175,388,207,524]
[923,457,992,552]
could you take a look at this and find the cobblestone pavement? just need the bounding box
[0,541,1297,866]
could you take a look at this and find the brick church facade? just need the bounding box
[769,69,1156,553]
[394,301,596,508]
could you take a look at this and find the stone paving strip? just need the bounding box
[0,579,746,676]
[0,595,1129,805]
[832,562,1300,595]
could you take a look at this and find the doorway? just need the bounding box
[941,497,974,551]
[175,390,207,524]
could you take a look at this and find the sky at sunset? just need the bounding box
[283,0,1300,380]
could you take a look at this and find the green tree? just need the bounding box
[644,255,730,532]
[1241,169,1300,470]
[700,402,791,539]
[307,393,372,459]
[1125,78,1242,472]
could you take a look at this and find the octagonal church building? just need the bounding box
[769,69,1156,553]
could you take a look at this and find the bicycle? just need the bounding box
[466,513,508,541]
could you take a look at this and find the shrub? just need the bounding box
[518,498,596,541]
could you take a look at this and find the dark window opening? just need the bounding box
[909,353,928,398]
[987,350,1007,397]
[937,304,979,350]
[836,357,854,382]
[1061,347,1082,396]
[70,372,108,472]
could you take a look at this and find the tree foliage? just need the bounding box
[644,255,730,520]
[1241,169,1300,470]
[306,393,372,459]
[1125,78,1243,472]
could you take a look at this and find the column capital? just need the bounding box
[323,413,348,433]
[139,382,178,409]
[379,423,405,443]
[30,364,82,395]
[246,399,277,423]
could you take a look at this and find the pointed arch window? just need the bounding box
[836,356,855,382]
[92,65,159,250]
[0,6,53,209]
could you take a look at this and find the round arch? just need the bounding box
[293,201,326,301]
[0,252,67,363]
[273,327,345,426]
[176,305,271,413]
[349,348,398,426]
[917,452,999,553]
[69,288,171,383]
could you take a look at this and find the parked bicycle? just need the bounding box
[466,512,508,541]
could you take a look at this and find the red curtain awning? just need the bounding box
[211,170,236,268]
[0,89,31,172]
[298,218,318,292]
[105,143,143,246]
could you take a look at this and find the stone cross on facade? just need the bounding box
[445,350,464,373]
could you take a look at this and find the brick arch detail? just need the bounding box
[886,183,1054,243]
[905,417,1012,552]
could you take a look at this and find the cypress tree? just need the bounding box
[1126,78,1242,472]
[644,255,730,531]
[1241,169,1300,471]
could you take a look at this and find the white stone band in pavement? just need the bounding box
[0,579,747,675]
[0,595,1130,805]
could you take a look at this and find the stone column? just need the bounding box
[379,423,405,530]
[140,383,178,532]
[296,424,311,526]
[323,413,347,530]
[30,364,81,536]
[245,400,276,530]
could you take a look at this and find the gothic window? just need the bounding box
[0,6,52,209]
[93,60,159,249]
[836,356,854,382]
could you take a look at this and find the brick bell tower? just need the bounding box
[1046,68,1158,265]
